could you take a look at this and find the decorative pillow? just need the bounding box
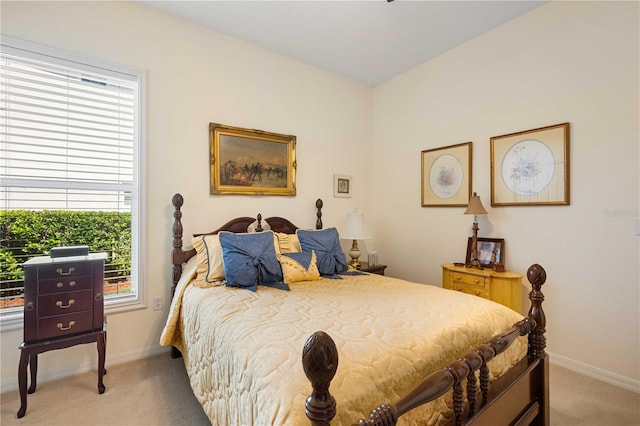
[218,231,288,291]
[275,232,302,254]
[277,250,320,284]
[191,234,225,283]
[297,228,348,277]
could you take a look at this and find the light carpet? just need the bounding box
[1,354,638,425]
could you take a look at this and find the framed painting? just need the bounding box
[333,174,351,198]
[210,123,296,196]
[421,142,472,207]
[466,237,504,267]
[491,122,570,206]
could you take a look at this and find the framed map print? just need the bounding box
[421,142,472,207]
[491,123,570,206]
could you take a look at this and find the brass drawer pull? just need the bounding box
[57,320,76,331]
[25,302,34,311]
[56,267,75,276]
[56,299,75,309]
[56,281,76,288]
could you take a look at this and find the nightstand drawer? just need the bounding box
[37,290,93,317]
[451,272,487,289]
[442,263,523,313]
[37,262,92,279]
[37,310,93,340]
[452,283,490,298]
[38,275,93,295]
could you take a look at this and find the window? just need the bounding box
[0,36,145,325]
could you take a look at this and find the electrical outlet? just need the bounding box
[152,296,163,311]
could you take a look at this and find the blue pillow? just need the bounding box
[297,228,348,278]
[218,231,288,291]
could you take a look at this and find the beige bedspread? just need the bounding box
[160,258,527,425]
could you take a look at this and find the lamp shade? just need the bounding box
[340,213,372,240]
[464,192,487,215]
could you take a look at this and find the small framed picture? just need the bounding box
[466,237,504,267]
[333,174,351,198]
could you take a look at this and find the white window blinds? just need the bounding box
[1,44,137,209]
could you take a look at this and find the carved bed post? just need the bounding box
[526,264,547,359]
[526,264,549,425]
[316,199,323,230]
[256,213,263,232]
[171,193,185,295]
[302,331,338,426]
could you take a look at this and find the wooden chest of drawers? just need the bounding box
[24,256,106,342]
[441,263,522,313]
[18,253,107,418]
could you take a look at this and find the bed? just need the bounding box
[161,193,548,425]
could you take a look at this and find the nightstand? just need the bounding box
[441,263,522,313]
[18,253,107,418]
[358,262,387,276]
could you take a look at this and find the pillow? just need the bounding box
[218,231,288,291]
[275,232,302,253]
[191,234,225,283]
[277,250,320,284]
[296,228,348,277]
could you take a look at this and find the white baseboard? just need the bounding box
[549,351,640,393]
[0,345,170,394]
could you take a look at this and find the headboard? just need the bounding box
[170,193,324,293]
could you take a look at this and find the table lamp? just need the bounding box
[341,212,371,269]
[464,192,487,269]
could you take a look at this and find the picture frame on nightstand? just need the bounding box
[465,237,504,267]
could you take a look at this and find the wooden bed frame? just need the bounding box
[170,193,549,426]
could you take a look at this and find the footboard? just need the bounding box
[302,264,549,426]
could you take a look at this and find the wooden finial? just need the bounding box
[302,331,338,426]
[527,264,547,359]
[315,199,324,230]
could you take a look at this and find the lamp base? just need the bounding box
[348,239,361,269]
[465,259,484,270]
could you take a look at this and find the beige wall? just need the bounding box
[1,0,638,393]
[0,1,373,390]
[372,1,639,388]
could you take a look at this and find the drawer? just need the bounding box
[452,283,490,299]
[37,310,93,340]
[37,290,93,317]
[37,262,92,280]
[451,272,487,289]
[38,275,93,295]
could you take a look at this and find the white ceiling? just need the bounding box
[138,1,547,86]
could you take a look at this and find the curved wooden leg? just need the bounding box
[97,332,106,394]
[28,353,38,394]
[17,350,29,418]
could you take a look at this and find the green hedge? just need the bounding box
[0,210,131,288]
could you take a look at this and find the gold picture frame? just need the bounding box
[491,122,570,206]
[210,123,296,196]
[421,142,472,207]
